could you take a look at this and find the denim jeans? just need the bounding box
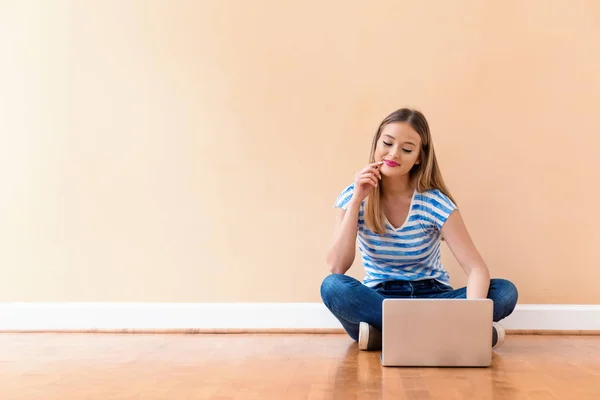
[320,274,518,341]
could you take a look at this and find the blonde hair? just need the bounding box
[364,108,456,235]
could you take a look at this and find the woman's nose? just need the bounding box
[389,146,401,159]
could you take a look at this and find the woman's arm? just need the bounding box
[325,200,361,274]
[327,162,382,274]
[440,210,491,299]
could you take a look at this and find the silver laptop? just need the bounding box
[381,298,493,367]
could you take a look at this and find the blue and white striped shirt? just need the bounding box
[334,184,457,288]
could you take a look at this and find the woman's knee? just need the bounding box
[320,274,359,304]
[489,278,519,319]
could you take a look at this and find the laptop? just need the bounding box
[380,298,493,367]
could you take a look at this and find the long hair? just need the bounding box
[364,108,456,235]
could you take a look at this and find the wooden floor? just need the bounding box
[1,333,599,399]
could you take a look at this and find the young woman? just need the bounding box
[321,108,518,351]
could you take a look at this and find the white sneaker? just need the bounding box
[492,322,505,350]
[358,322,382,351]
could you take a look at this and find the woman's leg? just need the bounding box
[320,274,386,341]
[423,278,519,322]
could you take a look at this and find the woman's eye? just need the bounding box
[402,149,413,153]
[383,141,392,146]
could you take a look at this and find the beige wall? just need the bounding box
[1,1,598,303]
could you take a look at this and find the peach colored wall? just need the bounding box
[1,1,598,303]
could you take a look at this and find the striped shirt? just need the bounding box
[334,184,457,288]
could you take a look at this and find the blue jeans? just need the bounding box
[320,274,518,341]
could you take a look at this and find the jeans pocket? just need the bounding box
[432,280,453,292]
[377,288,410,298]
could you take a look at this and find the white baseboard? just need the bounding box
[0,303,599,332]
[500,304,600,331]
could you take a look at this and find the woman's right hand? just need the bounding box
[351,161,383,204]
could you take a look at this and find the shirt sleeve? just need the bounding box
[333,184,355,210]
[424,189,458,230]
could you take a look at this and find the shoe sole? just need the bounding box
[492,323,506,350]
[358,322,370,350]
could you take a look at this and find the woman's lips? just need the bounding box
[384,160,399,167]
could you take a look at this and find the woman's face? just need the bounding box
[374,122,422,178]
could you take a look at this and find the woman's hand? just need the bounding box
[351,161,383,204]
